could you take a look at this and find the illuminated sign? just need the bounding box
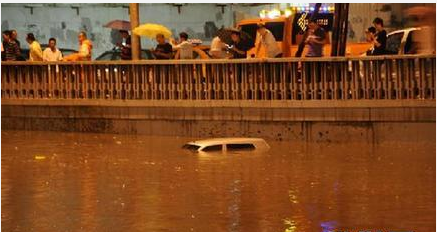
[293,13,334,33]
[297,12,308,31]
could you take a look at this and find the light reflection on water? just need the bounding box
[1,130,435,232]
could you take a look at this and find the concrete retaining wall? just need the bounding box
[2,99,435,143]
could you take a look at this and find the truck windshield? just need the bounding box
[265,22,284,41]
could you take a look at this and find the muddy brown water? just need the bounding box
[1,130,435,232]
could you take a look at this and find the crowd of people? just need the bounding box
[0,17,399,62]
[1,23,285,62]
[1,30,93,62]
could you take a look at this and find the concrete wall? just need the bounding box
[1,3,266,59]
[2,99,435,144]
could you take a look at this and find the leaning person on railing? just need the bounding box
[254,23,282,58]
[118,30,132,60]
[228,30,251,59]
[26,33,43,61]
[64,31,93,61]
[209,36,228,59]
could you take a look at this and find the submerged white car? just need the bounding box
[182,138,270,152]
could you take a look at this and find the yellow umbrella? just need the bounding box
[132,23,172,39]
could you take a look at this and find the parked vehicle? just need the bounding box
[183,138,270,152]
[386,27,421,55]
[95,48,154,60]
[96,47,210,60]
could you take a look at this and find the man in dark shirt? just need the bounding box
[118,30,132,60]
[11,30,21,49]
[229,30,250,59]
[372,17,387,55]
[152,33,172,59]
[2,30,21,61]
[306,19,326,57]
[11,29,26,60]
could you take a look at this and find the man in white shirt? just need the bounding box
[171,32,193,59]
[43,38,63,61]
[255,23,282,58]
[209,36,227,59]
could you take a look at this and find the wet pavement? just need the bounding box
[1,130,435,232]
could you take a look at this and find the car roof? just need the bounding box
[387,27,421,36]
[187,137,266,147]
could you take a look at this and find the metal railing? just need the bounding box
[1,55,435,100]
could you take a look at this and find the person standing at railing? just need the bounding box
[78,31,93,61]
[64,31,93,61]
[118,30,132,60]
[254,23,282,58]
[11,30,21,51]
[170,32,193,59]
[365,27,376,55]
[305,19,326,57]
[3,30,21,61]
[371,18,387,55]
[152,33,173,59]
[209,36,227,59]
[43,38,63,62]
[10,30,26,61]
[26,33,43,62]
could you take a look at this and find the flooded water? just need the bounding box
[1,130,435,232]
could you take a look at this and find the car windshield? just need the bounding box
[240,24,258,43]
[141,50,153,59]
[61,50,77,56]
[182,144,201,152]
[265,22,284,41]
[97,52,116,60]
[201,145,222,152]
[386,32,404,55]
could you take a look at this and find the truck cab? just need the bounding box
[236,12,372,57]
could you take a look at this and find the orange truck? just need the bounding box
[236,12,372,57]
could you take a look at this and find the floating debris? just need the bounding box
[35,155,46,160]
[116,141,122,145]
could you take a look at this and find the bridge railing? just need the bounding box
[1,55,435,100]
